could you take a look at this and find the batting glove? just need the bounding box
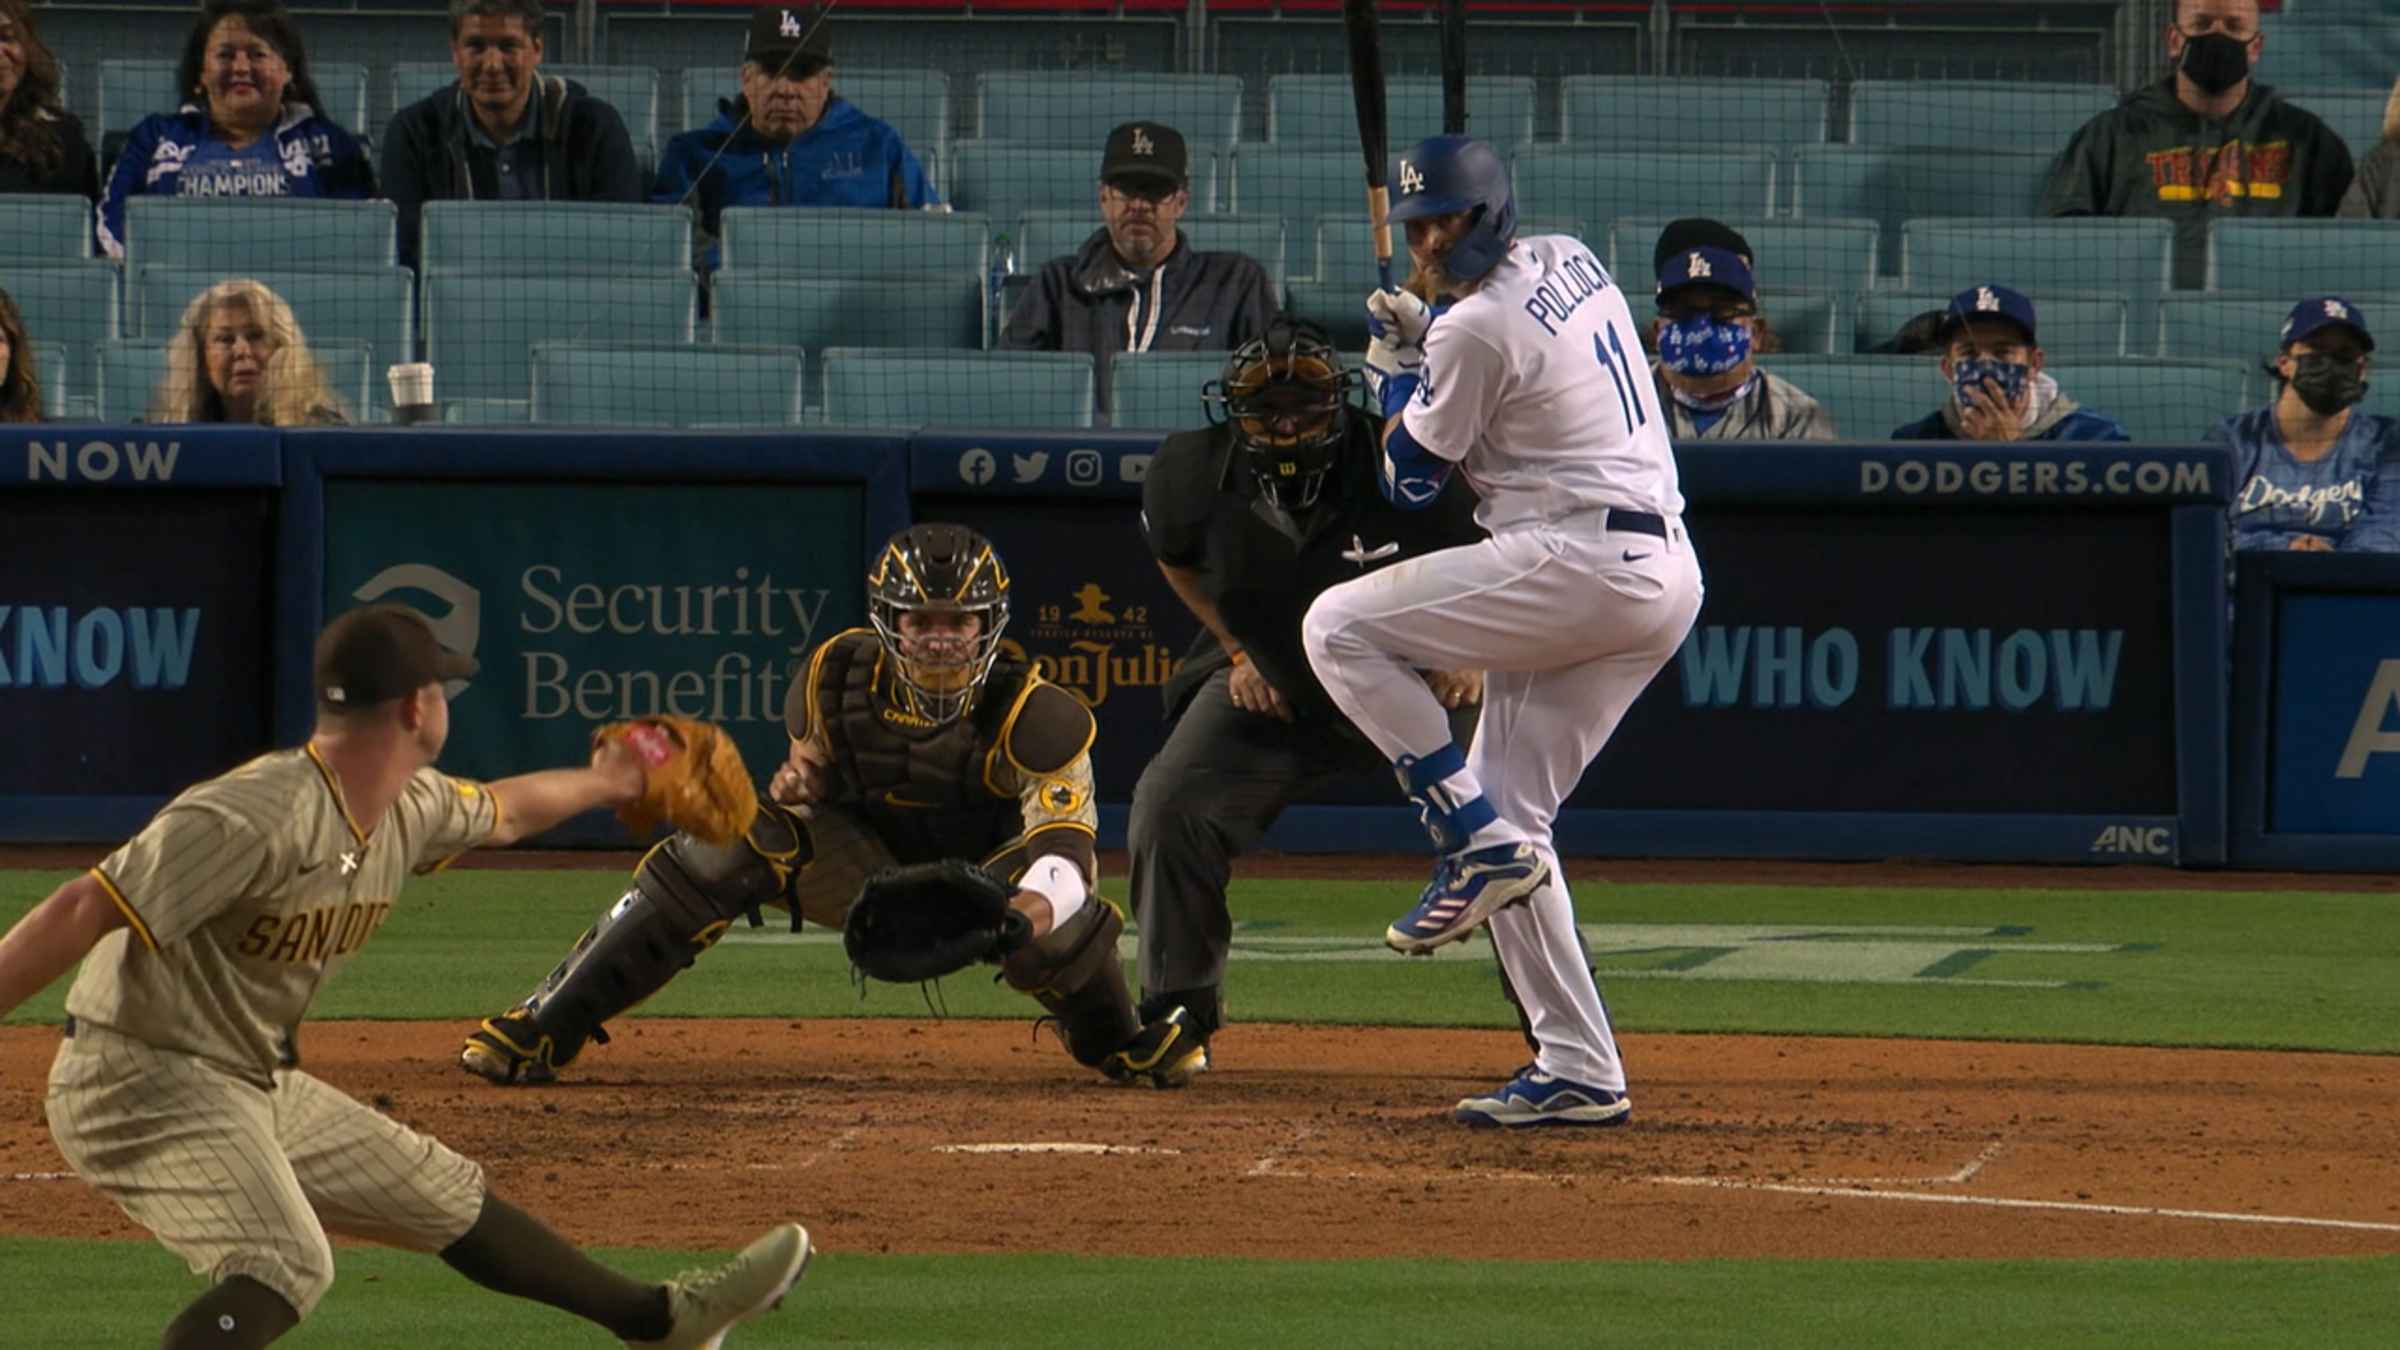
[1362,289,1434,415]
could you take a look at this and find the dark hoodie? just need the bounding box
[998,227,1278,413]
[652,94,938,244]
[2044,76,2354,289]
[381,75,644,264]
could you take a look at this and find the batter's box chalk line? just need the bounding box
[5,1171,76,1183]
[1805,1139,2007,1186]
[933,1142,1184,1156]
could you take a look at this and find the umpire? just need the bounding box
[1130,317,1481,1060]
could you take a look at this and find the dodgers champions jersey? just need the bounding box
[1402,235,1686,534]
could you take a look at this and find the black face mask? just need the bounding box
[2288,354,2369,416]
[2178,31,2253,96]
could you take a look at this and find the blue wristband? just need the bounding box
[1379,372,1421,420]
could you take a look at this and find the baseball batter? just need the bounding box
[1302,135,1706,1128]
[0,605,810,1348]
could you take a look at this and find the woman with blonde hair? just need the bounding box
[0,284,43,422]
[152,278,349,425]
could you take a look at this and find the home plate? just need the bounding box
[934,1143,1183,1156]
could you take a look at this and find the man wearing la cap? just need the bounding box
[0,604,811,1348]
[2215,296,2400,552]
[1646,242,1836,441]
[1892,284,2132,442]
[999,119,1279,410]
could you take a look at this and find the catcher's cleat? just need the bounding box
[631,1221,813,1350]
[1100,1006,1210,1089]
[460,1012,565,1086]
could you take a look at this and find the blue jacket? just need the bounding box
[1891,386,2132,442]
[652,96,938,243]
[2213,404,2400,552]
[99,102,374,258]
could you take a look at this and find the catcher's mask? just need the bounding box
[1206,317,1355,511]
[867,523,1012,725]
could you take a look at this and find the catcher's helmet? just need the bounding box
[1206,316,1356,511]
[866,523,1011,725]
[1388,134,1517,284]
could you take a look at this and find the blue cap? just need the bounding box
[1655,246,1755,302]
[2281,296,2375,352]
[1938,284,2038,344]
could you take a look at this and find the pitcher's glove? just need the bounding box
[844,860,1034,984]
[591,716,758,848]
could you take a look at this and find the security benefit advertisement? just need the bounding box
[324,481,865,789]
[1576,509,2179,815]
[2268,592,2400,833]
[1,492,273,794]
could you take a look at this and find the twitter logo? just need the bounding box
[1012,451,1050,482]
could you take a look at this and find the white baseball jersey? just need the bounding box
[1401,235,1686,535]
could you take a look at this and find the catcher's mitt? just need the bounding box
[844,860,1033,984]
[592,716,758,847]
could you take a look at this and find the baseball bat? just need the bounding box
[1340,0,1394,290]
[1438,0,1468,135]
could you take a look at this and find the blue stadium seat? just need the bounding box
[1609,217,1879,295]
[973,74,1242,151]
[720,206,986,276]
[1107,351,1226,431]
[951,142,1222,228]
[421,201,692,274]
[443,397,532,424]
[1855,290,2128,358]
[713,271,984,352]
[1515,150,1778,227]
[1755,288,1846,355]
[1789,148,2054,275]
[2207,221,2400,295]
[0,194,96,262]
[2050,358,2256,441]
[530,341,805,426]
[1900,219,2175,321]
[1266,75,1537,147]
[1309,216,1580,288]
[2287,91,2392,162]
[1230,147,1375,229]
[34,347,68,420]
[97,58,368,137]
[98,337,374,424]
[1013,212,1285,288]
[9,262,121,402]
[819,349,1094,429]
[1847,81,2117,150]
[2155,292,2400,361]
[546,65,664,169]
[123,198,399,271]
[2261,16,2400,93]
[389,61,464,117]
[1759,356,1931,441]
[129,267,414,374]
[423,274,696,401]
[1563,77,1831,147]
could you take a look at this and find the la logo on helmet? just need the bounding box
[1976,287,2001,311]
[1398,160,1425,194]
[1687,251,1711,278]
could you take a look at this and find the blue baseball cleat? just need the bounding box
[1455,1065,1632,1128]
[1384,842,1551,955]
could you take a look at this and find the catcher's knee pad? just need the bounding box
[1001,901,1139,1068]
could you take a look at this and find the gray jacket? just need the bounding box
[1649,366,1838,441]
[2338,140,2400,219]
[999,228,1278,410]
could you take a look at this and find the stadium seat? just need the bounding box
[122,198,399,271]
[1900,219,2174,323]
[443,397,532,424]
[547,65,664,169]
[819,349,1094,429]
[1107,351,1226,430]
[1012,212,1286,288]
[0,194,96,262]
[1281,279,1371,350]
[1563,77,1831,148]
[2264,17,2400,94]
[2050,358,2256,441]
[128,267,415,397]
[1759,356,1933,441]
[98,58,369,137]
[2287,90,2392,163]
[1854,290,2128,358]
[9,262,121,402]
[713,271,984,352]
[423,273,696,401]
[1309,216,1580,288]
[1230,147,1379,229]
[98,337,374,423]
[1266,75,1536,147]
[1609,217,1879,295]
[720,206,987,276]
[1755,288,1846,355]
[2207,221,2400,296]
[389,60,462,117]
[951,142,1222,229]
[805,69,949,163]
[2155,292,2400,362]
[1846,81,2117,150]
[1789,148,2055,275]
[1515,150,1778,227]
[34,347,68,420]
[530,341,805,426]
[420,201,692,275]
[973,73,1242,151]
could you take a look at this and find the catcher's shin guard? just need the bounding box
[460,812,809,1085]
[999,901,1140,1069]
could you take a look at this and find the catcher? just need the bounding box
[459,523,1206,1089]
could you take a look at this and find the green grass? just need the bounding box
[2,1238,2393,1348]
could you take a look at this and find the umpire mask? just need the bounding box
[867,524,1012,726]
[1208,318,1356,512]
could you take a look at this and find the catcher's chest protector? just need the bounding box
[818,634,1030,845]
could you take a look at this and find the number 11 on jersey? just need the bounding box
[1593,323,1649,430]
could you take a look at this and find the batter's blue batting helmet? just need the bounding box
[1388,135,1517,283]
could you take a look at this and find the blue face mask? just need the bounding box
[1658,316,1752,377]
[1952,356,2030,405]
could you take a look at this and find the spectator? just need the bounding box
[2045,0,2352,289]
[2217,297,2400,552]
[2336,77,2400,219]
[654,3,938,249]
[98,0,374,258]
[151,278,349,425]
[381,0,644,265]
[1893,285,2131,442]
[0,284,40,421]
[0,0,97,197]
[1645,241,1836,440]
[999,120,1278,408]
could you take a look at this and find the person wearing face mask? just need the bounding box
[381,0,644,267]
[652,3,939,262]
[1893,284,2131,443]
[2044,0,2353,290]
[97,0,374,260]
[2214,297,2400,553]
[2336,77,2400,219]
[1645,243,1834,441]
